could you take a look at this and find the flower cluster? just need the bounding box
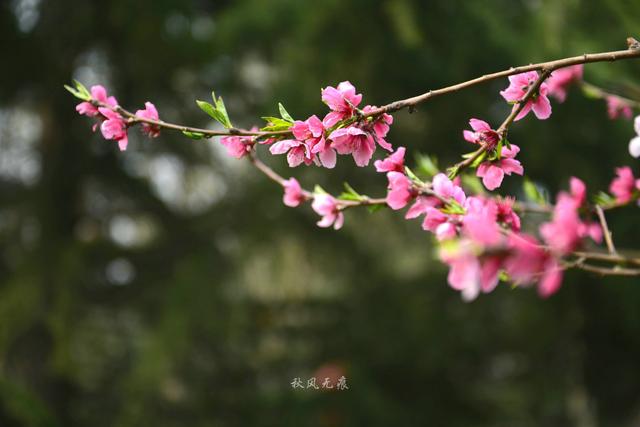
[269,82,394,168]
[609,166,640,204]
[70,55,640,302]
[75,85,160,151]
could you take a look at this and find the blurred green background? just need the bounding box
[1,1,640,426]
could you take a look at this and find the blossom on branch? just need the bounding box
[546,65,583,102]
[283,178,306,207]
[135,102,161,138]
[221,135,254,159]
[312,194,344,230]
[476,145,524,191]
[98,107,129,151]
[375,146,406,173]
[609,166,640,204]
[463,118,500,149]
[321,81,362,128]
[500,71,552,121]
[606,96,633,120]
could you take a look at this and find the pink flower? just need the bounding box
[292,115,336,168]
[606,96,633,120]
[135,102,161,138]
[504,233,564,297]
[374,146,406,173]
[312,194,344,230]
[269,139,313,167]
[386,171,414,210]
[432,173,466,205]
[462,197,502,246]
[609,166,640,204]
[362,105,394,151]
[476,145,524,190]
[98,107,129,151]
[540,193,585,255]
[463,118,500,149]
[537,258,564,298]
[500,71,552,121]
[221,135,253,159]
[569,176,587,206]
[76,85,118,117]
[546,65,583,102]
[496,197,521,231]
[439,241,503,301]
[405,196,440,219]
[282,178,306,207]
[321,81,362,127]
[422,207,458,241]
[329,126,376,167]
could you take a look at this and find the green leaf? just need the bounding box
[278,103,294,122]
[212,91,233,128]
[339,182,364,201]
[196,100,217,119]
[182,130,206,140]
[415,153,439,177]
[446,166,460,180]
[593,191,615,206]
[367,204,385,213]
[470,151,488,168]
[581,84,601,99]
[261,116,293,132]
[73,80,91,99]
[313,185,328,195]
[64,81,91,101]
[404,166,423,185]
[523,177,547,205]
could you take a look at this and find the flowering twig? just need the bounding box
[366,47,640,117]
[68,38,640,300]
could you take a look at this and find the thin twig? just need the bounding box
[595,205,617,254]
[365,46,640,117]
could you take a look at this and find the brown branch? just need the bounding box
[366,45,640,117]
[580,81,640,109]
[448,68,554,177]
[595,205,617,254]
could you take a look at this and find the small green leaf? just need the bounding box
[261,116,293,131]
[581,84,601,99]
[313,185,328,195]
[404,166,423,185]
[197,100,217,118]
[73,80,91,99]
[367,204,385,213]
[446,166,460,180]
[470,151,488,168]
[415,153,439,178]
[64,81,91,101]
[212,91,233,128]
[182,130,206,140]
[278,103,294,122]
[593,191,615,206]
[523,177,547,205]
[339,182,364,201]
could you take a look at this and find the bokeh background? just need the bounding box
[1,1,640,426]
